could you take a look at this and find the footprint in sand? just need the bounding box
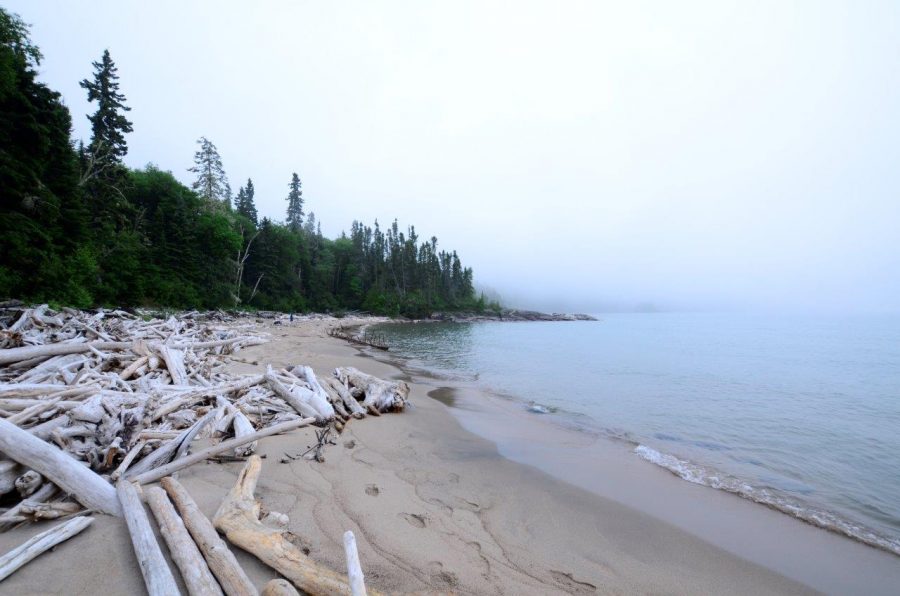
[365,484,380,496]
[399,512,427,528]
[344,440,356,449]
[427,561,459,588]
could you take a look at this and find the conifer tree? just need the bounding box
[236,177,258,224]
[285,172,304,230]
[188,137,230,207]
[79,50,132,170]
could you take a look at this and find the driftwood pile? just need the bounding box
[0,304,412,594]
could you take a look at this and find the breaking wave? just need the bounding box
[634,445,900,557]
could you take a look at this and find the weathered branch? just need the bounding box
[117,479,181,596]
[0,418,121,516]
[161,477,258,596]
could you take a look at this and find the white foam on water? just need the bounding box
[634,444,900,557]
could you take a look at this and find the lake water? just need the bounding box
[373,313,900,556]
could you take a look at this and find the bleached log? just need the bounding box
[0,341,131,366]
[343,531,367,596]
[0,398,80,412]
[6,396,63,426]
[161,477,257,596]
[158,345,189,386]
[265,370,320,419]
[213,455,372,596]
[145,486,224,596]
[119,356,149,381]
[322,377,365,419]
[334,368,409,413]
[111,440,148,482]
[171,337,265,350]
[290,366,336,419]
[231,410,257,457]
[0,418,121,516]
[0,383,69,398]
[117,480,181,596]
[151,375,265,422]
[0,516,93,581]
[0,460,21,495]
[27,414,68,440]
[132,417,315,485]
[126,407,220,478]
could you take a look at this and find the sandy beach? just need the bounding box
[0,317,896,595]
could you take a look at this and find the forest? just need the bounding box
[0,9,484,317]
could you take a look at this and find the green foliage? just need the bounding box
[0,10,479,316]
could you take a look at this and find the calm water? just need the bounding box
[374,313,900,555]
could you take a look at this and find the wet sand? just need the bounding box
[0,318,896,594]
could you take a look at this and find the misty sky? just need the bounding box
[7,1,900,313]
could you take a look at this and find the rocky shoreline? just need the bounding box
[426,309,598,322]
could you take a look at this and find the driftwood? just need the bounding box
[0,460,21,495]
[322,377,366,419]
[261,579,301,596]
[132,417,315,485]
[0,418,121,516]
[344,530,367,596]
[0,516,93,581]
[213,455,373,596]
[334,368,409,413]
[0,341,131,366]
[0,306,412,592]
[161,477,258,596]
[231,409,257,457]
[117,480,181,596]
[145,486,224,596]
[0,484,58,529]
[265,370,321,420]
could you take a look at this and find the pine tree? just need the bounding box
[236,177,258,224]
[285,172,304,230]
[188,137,230,207]
[79,50,132,170]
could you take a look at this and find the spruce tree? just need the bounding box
[188,136,230,207]
[79,49,132,170]
[237,177,258,224]
[285,172,304,230]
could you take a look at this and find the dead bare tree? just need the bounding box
[233,224,261,308]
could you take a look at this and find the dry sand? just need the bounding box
[0,317,888,594]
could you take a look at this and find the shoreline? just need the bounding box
[0,317,894,594]
[358,323,900,595]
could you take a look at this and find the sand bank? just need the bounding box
[0,318,891,594]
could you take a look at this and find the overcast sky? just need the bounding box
[7,1,900,313]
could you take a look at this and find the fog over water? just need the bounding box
[8,1,900,313]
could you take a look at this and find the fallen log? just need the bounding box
[265,370,320,420]
[117,480,181,596]
[213,455,371,596]
[132,417,315,485]
[0,341,131,366]
[161,477,258,596]
[333,368,409,413]
[0,418,121,516]
[0,516,93,581]
[231,410,257,457]
[322,377,366,419]
[145,486,224,596]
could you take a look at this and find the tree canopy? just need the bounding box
[0,8,484,317]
